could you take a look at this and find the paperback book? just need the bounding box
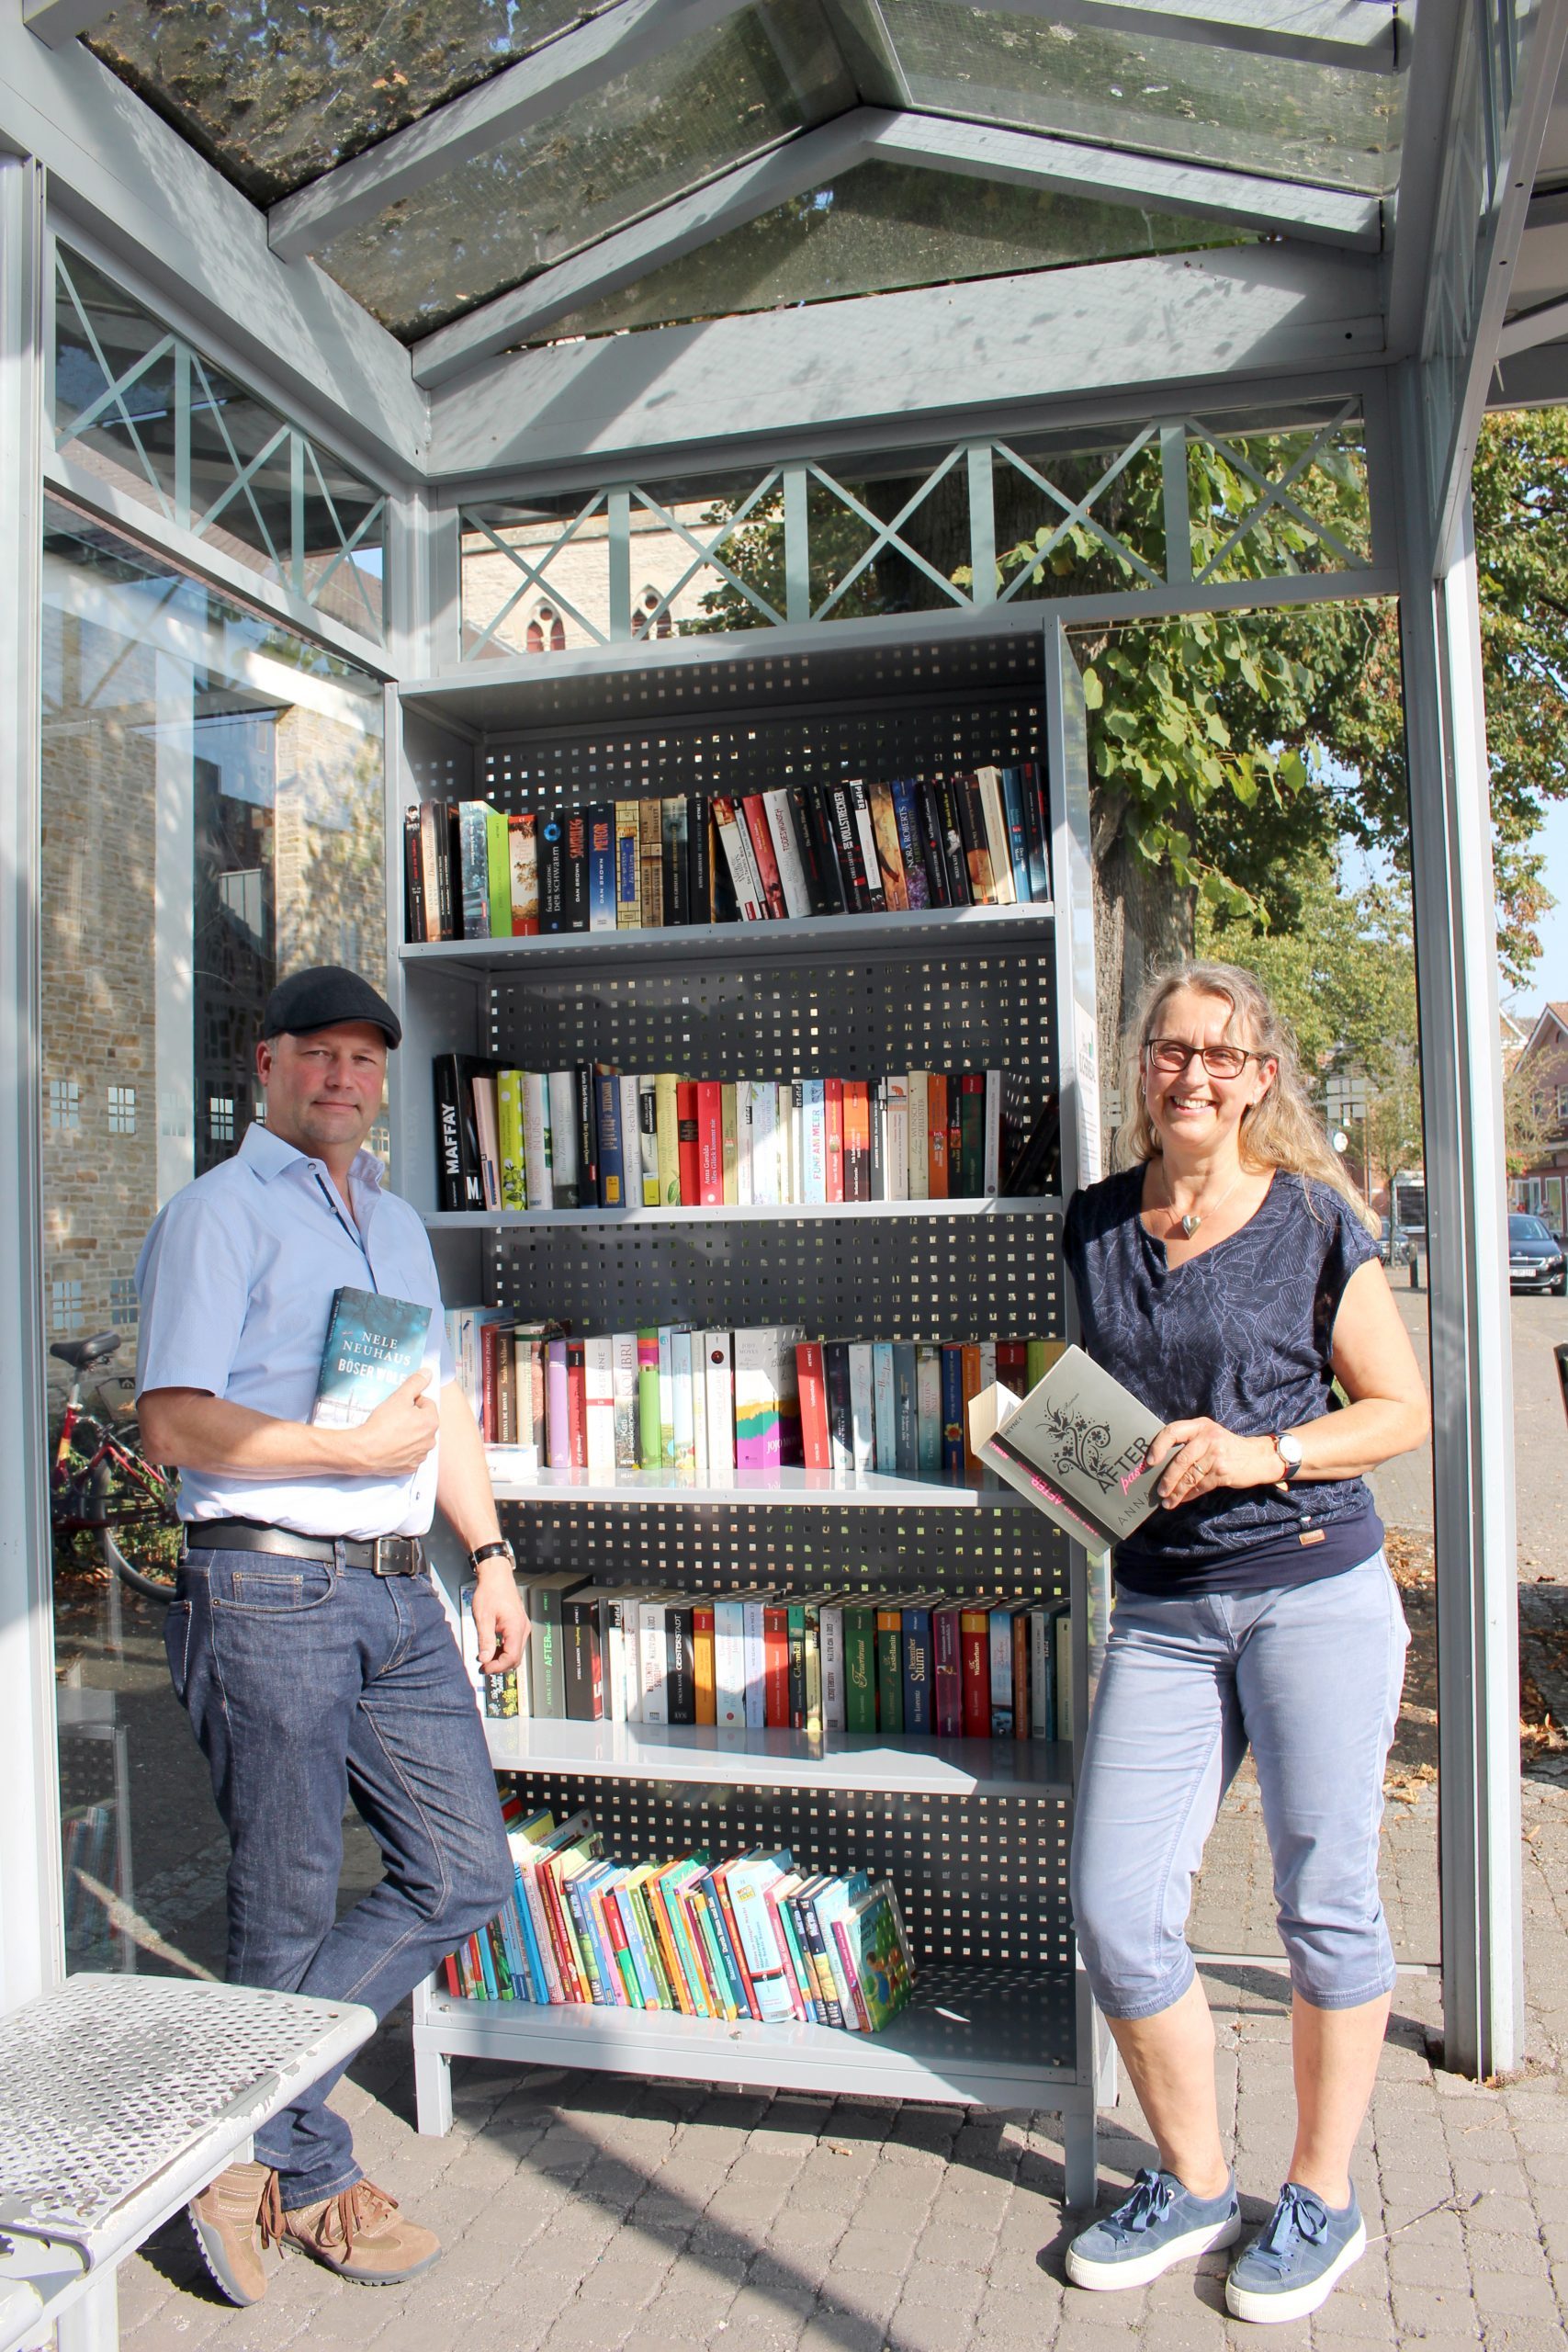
[969,1343,1163,1549]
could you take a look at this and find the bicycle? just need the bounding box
[51,1331,181,1602]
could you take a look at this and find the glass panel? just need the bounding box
[54,248,386,641]
[54,247,180,520]
[86,0,622,205]
[316,0,855,339]
[535,156,1249,342]
[43,497,386,1976]
[867,0,1404,195]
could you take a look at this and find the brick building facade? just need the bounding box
[1508,1001,1568,1230]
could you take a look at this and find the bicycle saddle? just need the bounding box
[50,1330,122,1371]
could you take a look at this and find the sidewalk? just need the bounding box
[116,1661,1568,2352]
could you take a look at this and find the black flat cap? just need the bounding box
[262,966,401,1049]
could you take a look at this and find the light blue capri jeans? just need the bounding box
[1070,1553,1409,2020]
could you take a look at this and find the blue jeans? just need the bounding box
[1070,1555,1409,2020]
[165,1547,513,2204]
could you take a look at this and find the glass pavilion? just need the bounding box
[2,0,1564,2089]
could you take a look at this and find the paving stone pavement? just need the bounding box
[114,1763,1568,2352]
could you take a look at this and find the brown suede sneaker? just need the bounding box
[279,2179,441,2286]
[188,2160,282,2305]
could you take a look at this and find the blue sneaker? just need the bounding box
[1226,2181,1367,2324]
[1066,2166,1241,2291]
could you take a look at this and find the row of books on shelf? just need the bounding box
[436,1057,1058,1215]
[404,764,1052,944]
[444,1799,915,2032]
[460,1570,1073,1744]
[448,1309,1064,1487]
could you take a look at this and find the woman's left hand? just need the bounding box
[1145,1419,1282,1508]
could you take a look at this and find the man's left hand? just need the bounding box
[471,1560,529,1675]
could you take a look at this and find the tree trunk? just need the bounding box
[1090,785,1195,1149]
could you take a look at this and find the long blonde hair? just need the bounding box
[1112,961,1379,1235]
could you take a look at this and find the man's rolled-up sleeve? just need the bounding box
[134,1192,253,1401]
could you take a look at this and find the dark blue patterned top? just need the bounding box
[1062,1164,1383,1596]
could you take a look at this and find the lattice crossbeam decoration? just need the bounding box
[460,404,1379,657]
[51,250,387,645]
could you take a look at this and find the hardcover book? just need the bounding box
[311,1288,431,1428]
[969,1344,1164,1549]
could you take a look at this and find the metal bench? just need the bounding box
[0,1973,374,2351]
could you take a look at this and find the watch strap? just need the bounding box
[469,1538,515,1570]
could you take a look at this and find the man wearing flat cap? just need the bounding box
[135,967,525,2301]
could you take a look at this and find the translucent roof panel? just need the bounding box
[862,0,1404,195]
[85,0,620,205]
[313,0,855,339]
[532,157,1252,342]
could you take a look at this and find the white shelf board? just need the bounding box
[482,1715,1071,1795]
[425,1195,1060,1230]
[400,901,1054,974]
[417,1962,1079,2106]
[488,1464,1027,1509]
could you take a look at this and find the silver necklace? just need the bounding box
[1162,1162,1246,1239]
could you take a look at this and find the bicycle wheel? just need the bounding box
[92,1455,182,1601]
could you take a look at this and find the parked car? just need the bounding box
[1507,1212,1567,1295]
[1378,1216,1416,1269]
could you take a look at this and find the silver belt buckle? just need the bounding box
[370,1536,423,1577]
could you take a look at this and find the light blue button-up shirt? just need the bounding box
[135,1122,456,1539]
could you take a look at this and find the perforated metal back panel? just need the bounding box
[507,1498,1065,1606]
[510,1778,1072,1983]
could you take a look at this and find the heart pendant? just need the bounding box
[1180,1213,1201,1238]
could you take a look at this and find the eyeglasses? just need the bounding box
[1143,1036,1269,1080]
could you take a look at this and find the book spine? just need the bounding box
[915,777,953,909]
[827,784,868,910]
[769,788,816,917]
[741,795,788,921]
[547,1069,580,1208]
[960,1610,990,1736]
[843,1608,877,1731]
[796,1342,829,1470]
[676,1081,701,1204]
[1022,760,1051,903]
[819,1603,845,1731]
[509,808,539,934]
[713,797,764,921]
[703,1331,735,1479]
[891,778,930,910]
[403,804,424,943]
[565,808,591,932]
[875,1607,903,1733]
[696,1080,725,1205]
[638,796,664,928]
[956,772,997,904]
[867,782,908,910]
[637,1077,661,1205]
[933,1604,964,1737]
[848,781,887,911]
[800,786,846,914]
[941,1344,965,1486]
[538,811,566,932]
[486,805,513,937]
[999,764,1031,902]
[637,1328,661,1470]
[989,1608,1015,1738]
[587,1068,619,1207]
[615,799,643,928]
[872,1341,897,1476]
[1013,1611,1031,1744]
[713,1597,747,1727]
[977,766,1016,906]
[522,1071,553,1212]
[686,794,711,922]
[903,1606,933,1735]
[662,797,689,927]
[655,1072,682,1204]
[823,1341,853,1475]
[458,802,491,938]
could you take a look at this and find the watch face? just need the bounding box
[1279,1437,1303,1471]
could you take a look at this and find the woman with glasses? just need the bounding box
[1060,962,1429,2326]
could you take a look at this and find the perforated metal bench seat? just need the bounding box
[0,1973,373,2352]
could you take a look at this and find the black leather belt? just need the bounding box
[184,1519,426,1577]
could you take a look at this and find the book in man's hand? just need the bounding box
[311,1287,433,1429]
[968,1342,1164,1550]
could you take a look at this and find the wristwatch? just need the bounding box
[1273,1432,1304,1482]
[468,1538,517,1573]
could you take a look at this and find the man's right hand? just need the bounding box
[351,1371,440,1474]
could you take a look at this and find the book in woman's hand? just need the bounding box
[968,1343,1163,1549]
[311,1287,433,1429]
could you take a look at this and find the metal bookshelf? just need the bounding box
[390,620,1111,2206]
